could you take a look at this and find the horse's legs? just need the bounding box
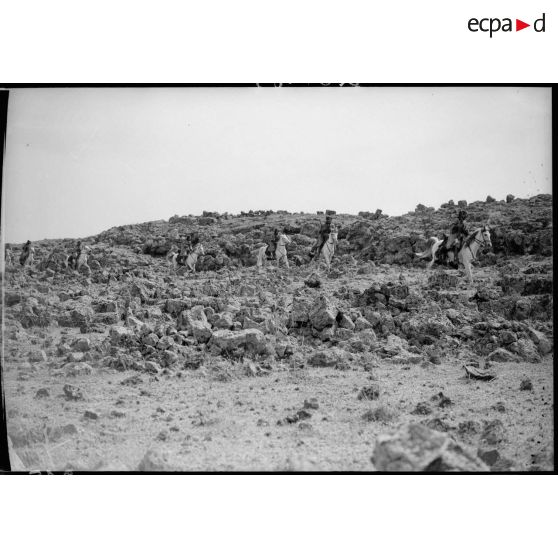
[464,258,473,283]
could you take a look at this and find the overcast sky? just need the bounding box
[1,87,552,243]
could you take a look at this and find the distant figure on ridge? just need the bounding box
[19,240,34,267]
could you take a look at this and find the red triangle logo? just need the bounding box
[516,19,530,31]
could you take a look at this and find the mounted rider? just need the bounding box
[68,240,82,269]
[266,228,280,260]
[448,209,469,265]
[310,214,333,260]
[177,235,191,266]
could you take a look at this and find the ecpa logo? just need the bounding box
[468,13,546,37]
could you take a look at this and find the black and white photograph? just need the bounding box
[0,85,553,472]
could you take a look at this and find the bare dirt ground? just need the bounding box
[4,262,553,472]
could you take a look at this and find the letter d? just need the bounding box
[534,13,545,32]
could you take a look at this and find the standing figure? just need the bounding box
[309,214,334,261]
[19,240,34,267]
[5,246,13,267]
[275,230,291,268]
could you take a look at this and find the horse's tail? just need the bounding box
[415,237,439,259]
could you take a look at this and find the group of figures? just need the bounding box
[5,240,92,274]
[4,210,492,282]
[252,214,340,274]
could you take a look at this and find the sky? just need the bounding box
[1,86,552,243]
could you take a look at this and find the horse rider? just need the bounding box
[266,229,280,260]
[68,240,82,269]
[19,240,32,266]
[175,235,190,266]
[448,209,469,266]
[310,214,333,260]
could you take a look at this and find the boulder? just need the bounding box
[487,348,519,363]
[137,449,179,472]
[372,422,489,472]
[209,328,268,355]
[64,362,93,376]
[126,315,144,330]
[308,348,349,368]
[214,312,234,329]
[178,308,213,343]
[165,299,188,316]
[528,328,552,355]
[338,313,355,330]
[509,338,540,362]
[72,337,91,352]
[308,295,338,330]
[109,326,135,345]
[28,349,47,362]
[290,297,312,326]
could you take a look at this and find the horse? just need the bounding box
[166,246,179,271]
[75,245,92,274]
[252,244,268,273]
[185,243,204,272]
[275,233,291,268]
[316,226,338,273]
[415,225,492,282]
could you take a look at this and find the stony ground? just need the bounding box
[3,252,553,472]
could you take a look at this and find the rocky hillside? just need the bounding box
[2,193,553,471]
[9,193,551,270]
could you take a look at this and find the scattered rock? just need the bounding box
[137,449,179,471]
[34,388,50,399]
[303,398,319,410]
[477,448,500,466]
[308,348,349,369]
[487,348,519,363]
[63,384,85,401]
[411,402,432,415]
[304,273,321,288]
[372,422,489,472]
[28,349,47,362]
[145,361,163,375]
[357,384,380,401]
[362,404,396,423]
[480,420,506,446]
[72,337,91,352]
[430,392,452,408]
[519,378,533,391]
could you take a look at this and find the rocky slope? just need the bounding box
[2,194,553,471]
